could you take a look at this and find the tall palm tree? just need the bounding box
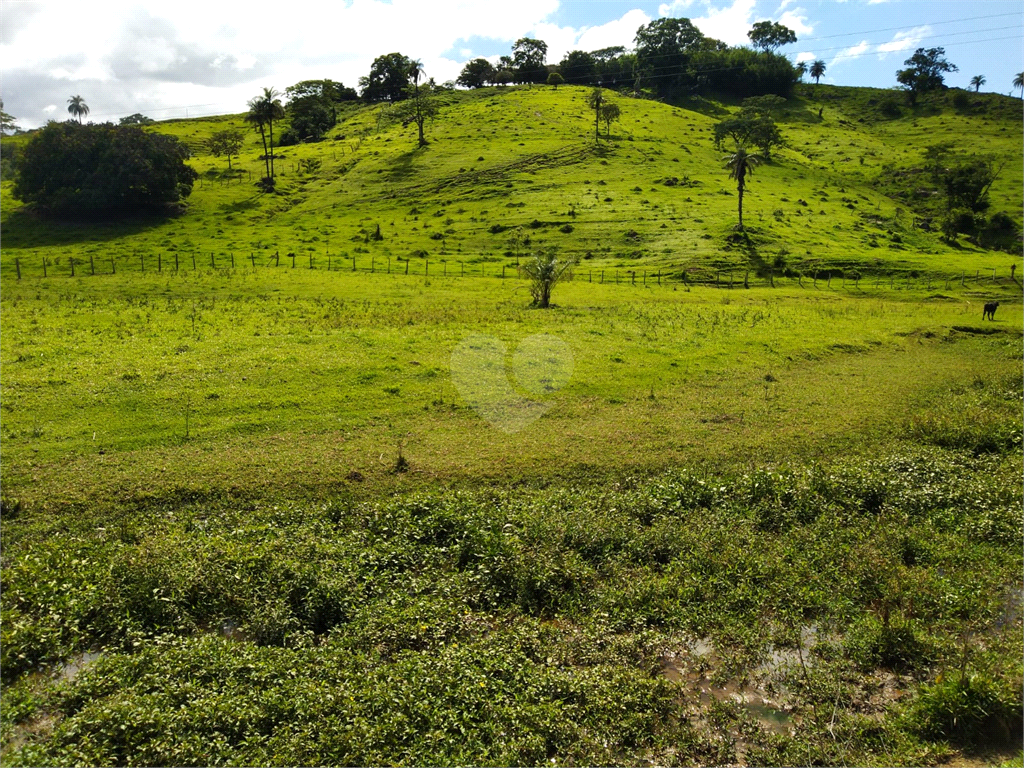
[261,87,284,178]
[1013,72,1024,99]
[969,75,985,92]
[724,147,761,231]
[245,96,271,180]
[67,95,89,123]
[795,61,807,81]
[809,59,826,85]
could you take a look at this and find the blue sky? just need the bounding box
[1,0,1021,128]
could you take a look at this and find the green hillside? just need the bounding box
[1,84,1021,281]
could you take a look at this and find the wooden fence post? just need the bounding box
[743,271,749,289]
[405,259,410,275]
[42,258,47,278]
[251,254,256,268]
[192,252,197,270]
[231,253,235,268]
[158,253,162,272]
[70,257,75,277]
[175,254,179,272]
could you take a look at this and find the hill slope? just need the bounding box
[1,84,1021,280]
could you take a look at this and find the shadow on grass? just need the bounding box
[0,205,186,249]
[388,147,427,183]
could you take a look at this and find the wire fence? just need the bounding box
[4,250,1019,294]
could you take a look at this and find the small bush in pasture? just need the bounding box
[906,673,1023,748]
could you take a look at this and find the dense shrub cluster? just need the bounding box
[12,122,196,217]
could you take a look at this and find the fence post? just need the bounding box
[192,252,197,270]
[310,254,314,269]
[352,256,356,272]
[211,252,215,269]
[502,265,506,279]
[15,257,20,280]
[70,257,75,277]
[111,257,115,274]
[658,271,661,286]
[405,259,410,275]
[371,257,375,274]
[426,260,429,276]
[231,253,235,268]
[42,258,47,278]
[251,254,256,268]
[175,254,179,272]
[992,268,997,283]
[388,257,391,274]
[643,270,647,286]
[275,252,280,267]
[743,271,749,289]
[827,273,831,288]
[158,253,162,272]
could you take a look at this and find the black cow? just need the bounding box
[982,301,999,320]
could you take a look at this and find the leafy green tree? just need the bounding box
[284,80,356,142]
[208,128,245,170]
[559,50,597,85]
[809,59,826,84]
[969,75,985,92]
[119,113,154,125]
[600,102,620,137]
[67,95,89,123]
[715,98,785,159]
[360,53,413,102]
[457,59,496,89]
[13,121,196,216]
[723,147,761,230]
[512,38,548,84]
[634,17,714,97]
[747,21,797,52]
[546,72,564,89]
[0,99,20,135]
[896,47,957,105]
[1014,72,1024,98]
[521,250,577,308]
[592,46,634,89]
[388,82,440,147]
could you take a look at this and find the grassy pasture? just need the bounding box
[1,84,1021,283]
[0,82,1022,766]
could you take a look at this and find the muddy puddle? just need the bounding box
[660,629,819,736]
[57,650,102,683]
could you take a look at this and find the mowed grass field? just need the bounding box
[1,82,1022,766]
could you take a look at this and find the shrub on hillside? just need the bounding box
[13,121,197,216]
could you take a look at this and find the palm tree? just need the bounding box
[67,95,89,123]
[809,59,826,85]
[245,96,271,181]
[245,88,285,181]
[969,75,985,92]
[724,147,762,231]
[1013,72,1024,99]
[795,61,807,81]
[261,87,284,178]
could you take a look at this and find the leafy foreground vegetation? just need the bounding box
[2,449,1021,765]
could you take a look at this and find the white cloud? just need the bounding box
[658,0,697,15]
[796,51,815,63]
[867,0,891,4]
[830,40,870,68]
[876,25,931,58]
[533,9,651,65]
[460,48,473,58]
[42,104,56,113]
[778,8,813,37]
[691,0,758,46]
[776,0,796,11]
[0,0,563,127]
